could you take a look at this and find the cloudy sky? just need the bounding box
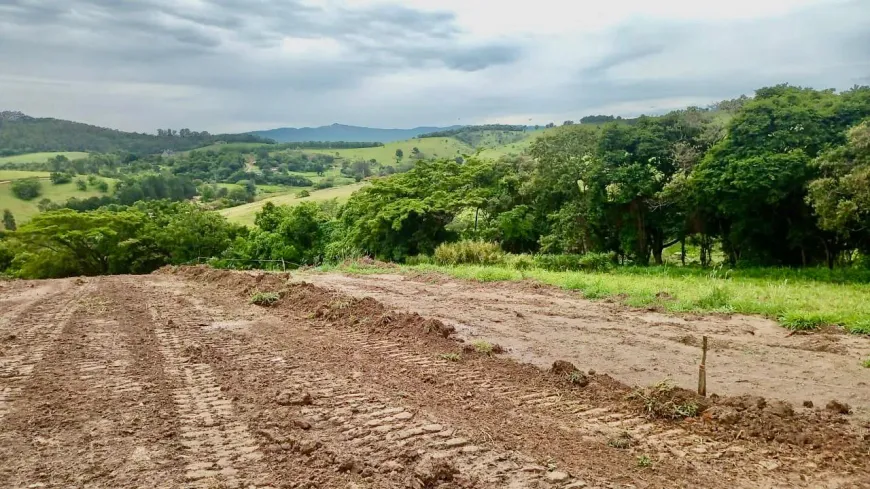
[1,0,868,133]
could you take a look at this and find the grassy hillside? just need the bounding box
[251,123,459,143]
[303,137,473,166]
[0,111,267,156]
[0,178,117,225]
[0,152,89,165]
[0,170,51,181]
[220,183,366,226]
[181,142,273,154]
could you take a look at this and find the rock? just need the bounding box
[802,400,814,408]
[826,400,851,414]
[293,418,312,430]
[545,470,570,482]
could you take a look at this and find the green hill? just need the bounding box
[0,152,89,166]
[0,111,269,156]
[298,137,473,166]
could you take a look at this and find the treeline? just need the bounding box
[273,141,384,150]
[0,112,270,156]
[4,84,870,280]
[418,125,527,139]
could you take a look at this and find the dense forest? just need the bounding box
[2,84,870,279]
[0,111,270,156]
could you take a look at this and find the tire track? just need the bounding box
[147,305,273,489]
[142,278,594,488]
[0,284,83,422]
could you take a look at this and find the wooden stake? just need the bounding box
[698,336,708,397]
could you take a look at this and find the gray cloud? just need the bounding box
[0,0,868,132]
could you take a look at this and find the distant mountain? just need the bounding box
[0,111,269,156]
[250,123,462,143]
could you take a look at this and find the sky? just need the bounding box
[1,0,868,133]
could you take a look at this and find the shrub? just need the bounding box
[11,178,43,200]
[95,180,109,193]
[250,291,280,306]
[405,254,432,265]
[49,172,72,185]
[313,178,334,190]
[296,189,311,198]
[75,179,88,191]
[505,254,534,271]
[433,241,504,266]
[533,252,613,272]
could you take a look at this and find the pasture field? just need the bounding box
[0,170,51,181]
[0,152,89,165]
[0,178,116,224]
[219,182,365,225]
[302,137,473,166]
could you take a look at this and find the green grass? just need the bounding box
[0,170,51,181]
[220,182,366,226]
[321,261,870,335]
[0,152,89,165]
[183,142,272,154]
[0,179,117,224]
[302,137,473,166]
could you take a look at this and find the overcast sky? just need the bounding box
[1,0,868,133]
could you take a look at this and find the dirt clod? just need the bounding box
[803,400,814,408]
[276,390,313,406]
[550,360,577,375]
[825,400,851,415]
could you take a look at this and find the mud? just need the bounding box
[0,266,868,488]
[298,272,870,422]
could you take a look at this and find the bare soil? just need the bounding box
[0,267,867,488]
[299,272,870,422]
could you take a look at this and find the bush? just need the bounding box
[95,180,109,193]
[296,189,311,198]
[49,172,72,185]
[75,179,88,191]
[433,241,504,266]
[405,254,432,265]
[313,178,334,190]
[533,252,613,272]
[505,254,534,270]
[11,178,43,200]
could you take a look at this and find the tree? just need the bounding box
[50,172,72,184]
[807,121,870,263]
[2,210,16,231]
[75,179,88,191]
[395,149,404,161]
[11,178,43,200]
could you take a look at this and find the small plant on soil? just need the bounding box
[607,432,633,449]
[862,358,870,368]
[567,369,589,386]
[249,291,280,306]
[778,312,828,331]
[472,340,494,355]
[629,379,704,420]
[637,455,652,468]
[439,353,462,362]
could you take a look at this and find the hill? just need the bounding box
[251,123,461,143]
[0,177,117,226]
[302,137,473,167]
[0,111,270,156]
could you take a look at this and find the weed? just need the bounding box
[629,379,703,420]
[636,455,652,468]
[567,369,589,386]
[473,340,494,355]
[439,353,462,362]
[695,285,731,309]
[862,358,870,369]
[778,312,829,331]
[608,432,633,449]
[249,291,280,306]
[433,241,504,266]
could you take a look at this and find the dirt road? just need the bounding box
[0,268,868,488]
[299,272,870,420]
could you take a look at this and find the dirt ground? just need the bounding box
[1,268,869,488]
[299,272,870,422]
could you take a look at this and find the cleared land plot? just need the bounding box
[0,152,89,165]
[0,268,867,488]
[219,182,365,226]
[0,171,51,181]
[302,269,870,421]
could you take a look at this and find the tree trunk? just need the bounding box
[680,239,686,266]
